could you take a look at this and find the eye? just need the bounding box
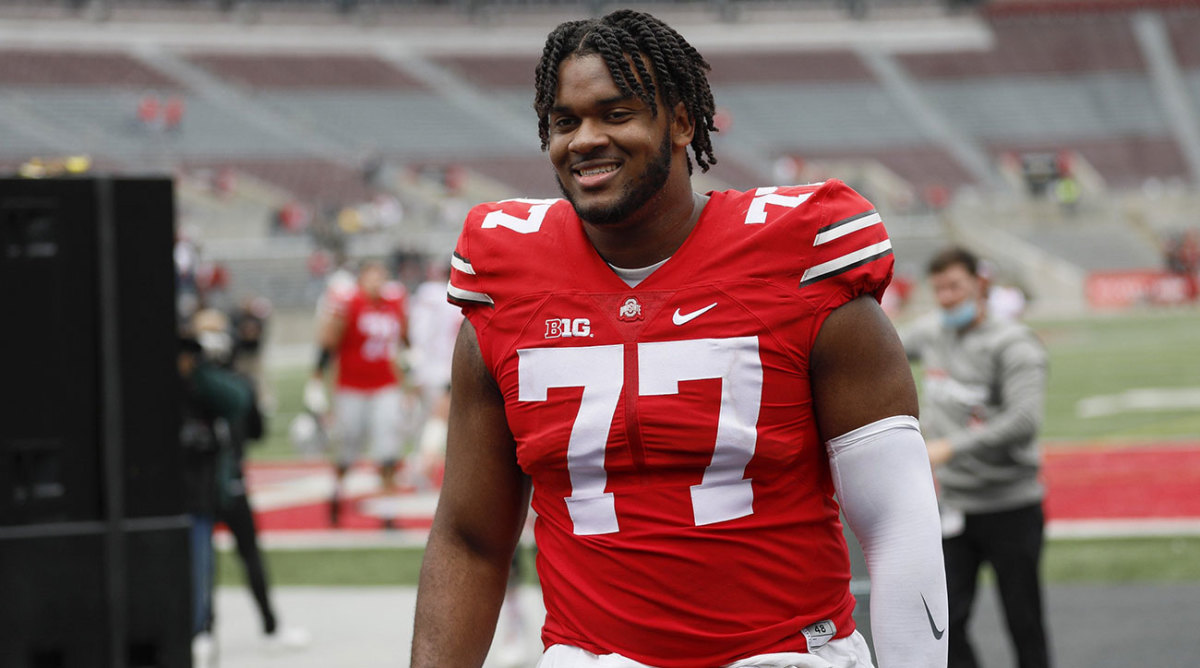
[606,110,633,122]
[552,116,578,131]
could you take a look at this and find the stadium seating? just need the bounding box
[1,0,1197,313]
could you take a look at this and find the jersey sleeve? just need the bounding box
[328,286,355,321]
[795,179,894,316]
[446,202,500,333]
[381,282,410,333]
[320,278,356,322]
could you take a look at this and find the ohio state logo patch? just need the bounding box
[617,297,643,322]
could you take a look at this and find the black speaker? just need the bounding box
[0,176,190,667]
[0,523,192,668]
[0,176,182,524]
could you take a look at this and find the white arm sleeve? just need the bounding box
[826,415,948,668]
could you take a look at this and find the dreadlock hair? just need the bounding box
[533,9,718,174]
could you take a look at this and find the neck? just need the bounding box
[582,184,707,268]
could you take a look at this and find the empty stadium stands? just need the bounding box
[1,0,1197,313]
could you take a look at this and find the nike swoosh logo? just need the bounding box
[672,302,718,326]
[922,594,945,640]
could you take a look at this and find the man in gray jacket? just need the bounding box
[902,246,1051,668]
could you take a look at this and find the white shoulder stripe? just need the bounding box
[800,240,893,285]
[814,211,882,246]
[450,253,475,275]
[447,280,493,306]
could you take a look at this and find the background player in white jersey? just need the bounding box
[404,262,464,488]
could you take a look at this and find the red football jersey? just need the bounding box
[334,282,407,391]
[448,181,893,667]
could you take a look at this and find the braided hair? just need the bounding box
[533,9,718,174]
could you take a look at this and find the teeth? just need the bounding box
[578,165,617,177]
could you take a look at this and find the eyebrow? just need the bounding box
[551,93,639,115]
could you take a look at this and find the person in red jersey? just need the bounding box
[412,10,947,668]
[310,259,409,526]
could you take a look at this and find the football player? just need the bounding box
[308,259,409,526]
[413,10,947,667]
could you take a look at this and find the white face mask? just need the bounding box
[940,300,978,331]
[197,330,233,363]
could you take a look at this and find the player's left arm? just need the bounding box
[811,295,948,668]
[319,308,347,350]
[398,297,412,349]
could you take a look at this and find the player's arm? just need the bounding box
[399,302,412,349]
[314,309,347,375]
[411,320,531,667]
[810,296,948,668]
[303,310,346,415]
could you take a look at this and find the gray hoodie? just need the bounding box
[901,313,1049,514]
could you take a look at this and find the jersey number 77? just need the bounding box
[518,336,762,535]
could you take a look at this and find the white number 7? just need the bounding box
[518,337,762,535]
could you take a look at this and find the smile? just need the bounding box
[572,161,622,189]
[577,165,618,177]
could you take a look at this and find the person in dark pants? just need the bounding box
[901,246,1052,668]
[211,419,278,639]
[192,308,309,651]
[179,334,252,665]
[944,505,1048,668]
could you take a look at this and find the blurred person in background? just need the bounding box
[901,246,1051,668]
[978,260,1029,322]
[306,260,410,527]
[1164,229,1200,302]
[192,309,309,655]
[178,331,245,666]
[404,260,463,489]
[230,295,275,412]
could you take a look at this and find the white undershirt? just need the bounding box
[608,257,670,288]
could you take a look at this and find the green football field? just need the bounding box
[230,308,1200,586]
[1031,310,1200,442]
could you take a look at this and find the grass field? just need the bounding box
[1031,310,1200,441]
[218,536,1200,587]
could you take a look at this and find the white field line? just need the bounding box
[250,468,380,512]
[1076,387,1200,418]
[1047,518,1200,539]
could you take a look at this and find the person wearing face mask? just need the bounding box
[900,246,1052,668]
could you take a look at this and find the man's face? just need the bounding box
[547,54,678,226]
[359,264,387,298]
[930,263,983,311]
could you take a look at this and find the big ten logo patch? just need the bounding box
[545,318,592,339]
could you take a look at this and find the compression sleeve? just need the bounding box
[826,415,948,668]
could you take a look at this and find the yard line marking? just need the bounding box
[1076,387,1200,418]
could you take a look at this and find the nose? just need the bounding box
[934,287,959,310]
[568,117,609,154]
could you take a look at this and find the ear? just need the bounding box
[976,274,991,302]
[669,101,695,149]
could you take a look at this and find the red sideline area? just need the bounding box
[237,444,1200,534]
[1043,443,1200,520]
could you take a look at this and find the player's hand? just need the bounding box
[304,378,329,415]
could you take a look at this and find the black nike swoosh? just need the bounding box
[922,594,945,640]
